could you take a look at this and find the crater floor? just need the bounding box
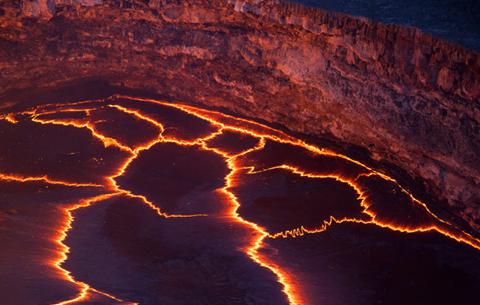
[0,96,479,305]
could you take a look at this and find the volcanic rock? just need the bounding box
[0,0,479,230]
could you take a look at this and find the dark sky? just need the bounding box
[293,0,480,51]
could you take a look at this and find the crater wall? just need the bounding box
[0,0,479,229]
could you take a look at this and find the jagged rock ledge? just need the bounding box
[0,0,479,230]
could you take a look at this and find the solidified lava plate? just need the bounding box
[1,96,480,305]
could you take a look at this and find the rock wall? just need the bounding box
[0,0,479,229]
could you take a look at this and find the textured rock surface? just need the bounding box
[0,0,479,229]
[21,0,55,20]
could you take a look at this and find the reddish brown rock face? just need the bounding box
[0,0,479,231]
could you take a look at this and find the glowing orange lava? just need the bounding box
[0,173,102,188]
[0,113,19,124]
[51,193,124,305]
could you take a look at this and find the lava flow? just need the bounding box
[1,95,480,305]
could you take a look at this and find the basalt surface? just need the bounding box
[1,95,480,305]
[0,0,479,231]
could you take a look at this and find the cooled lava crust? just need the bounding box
[1,0,480,232]
[0,96,479,305]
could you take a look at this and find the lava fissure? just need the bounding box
[0,173,103,188]
[52,192,126,305]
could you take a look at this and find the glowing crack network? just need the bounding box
[1,95,479,305]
